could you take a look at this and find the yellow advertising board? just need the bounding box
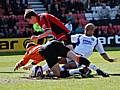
[0,38,31,52]
[0,37,53,52]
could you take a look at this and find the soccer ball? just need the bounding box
[30,65,44,78]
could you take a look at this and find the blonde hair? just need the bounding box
[85,23,95,32]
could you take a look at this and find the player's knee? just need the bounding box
[79,57,90,66]
[64,61,77,69]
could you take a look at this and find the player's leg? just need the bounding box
[40,42,61,77]
[50,41,91,67]
[51,41,91,77]
[61,59,109,77]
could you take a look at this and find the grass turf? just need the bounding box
[0,51,120,90]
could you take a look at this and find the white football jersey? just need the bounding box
[71,34,105,58]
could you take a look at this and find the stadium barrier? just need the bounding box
[0,38,31,52]
[98,35,120,47]
[0,37,53,53]
[0,35,119,53]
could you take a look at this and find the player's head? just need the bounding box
[24,9,38,24]
[84,23,96,36]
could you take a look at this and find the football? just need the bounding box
[30,65,44,78]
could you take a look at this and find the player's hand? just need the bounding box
[23,66,30,70]
[31,35,38,40]
[14,64,21,71]
[107,58,117,62]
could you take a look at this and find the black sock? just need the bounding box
[79,57,90,66]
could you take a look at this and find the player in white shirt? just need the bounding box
[67,23,116,77]
[71,23,115,62]
[71,34,104,59]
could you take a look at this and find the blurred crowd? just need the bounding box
[0,0,33,38]
[0,0,120,38]
[43,0,120,36]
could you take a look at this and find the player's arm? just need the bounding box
[100,53,116,62]
[14,53,30,71]
[31,29,52,40]
[95,39,116,62]
[23,60,40,70]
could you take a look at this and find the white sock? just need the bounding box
[69,69,81,75]
[89,64,99,71]
[59,66,65,71]
[42,63,49,72]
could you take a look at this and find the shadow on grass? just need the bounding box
[109,74,120,76]
[92,73,120,77]
[20,76,60,80]
[0,71,26,74]
[20,74,100,80]
[18,73,120,80]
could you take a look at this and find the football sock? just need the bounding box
[42,63,49,72]
[89,64,99,71]
[60,66,65,71]
[79,57,90,66]
[69,69,81,75]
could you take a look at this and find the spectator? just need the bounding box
[8,15,17,29]
[0,29,5,38]
[11,0,21,15]
[81,0,89,10]
[66,12,75,24]
[108,0,116,8]
[2,25,9,38]
[50,1,61,17]
[13,25,20,38]
[23,27,32,37]
[59,13,67,23]
[74,23,84,34]
[64,0,71,13]
[98,4,111,19]
[107,23,115,35]
[74,0,84,11]
[65,19,73,32]
[117,0,120,5]
[8,28,16,38]
[118,30,120,35]
[115,5,120,19]
[20,0,28,9]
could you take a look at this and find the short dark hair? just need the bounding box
[24,9,37,19]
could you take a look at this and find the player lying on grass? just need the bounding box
[14,40,91,78]
[63,23,116,77]
[24,9,71,45]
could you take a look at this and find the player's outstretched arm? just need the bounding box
[31,30,52,40]
[101,53,117,62]
[14,63,22,71]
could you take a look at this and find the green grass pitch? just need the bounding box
[0,51,120,90]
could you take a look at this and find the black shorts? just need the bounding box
[40,41,70,68]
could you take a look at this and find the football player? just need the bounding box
[24,9,71,45]
[14,40,90,78]
[64,23,116,77]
